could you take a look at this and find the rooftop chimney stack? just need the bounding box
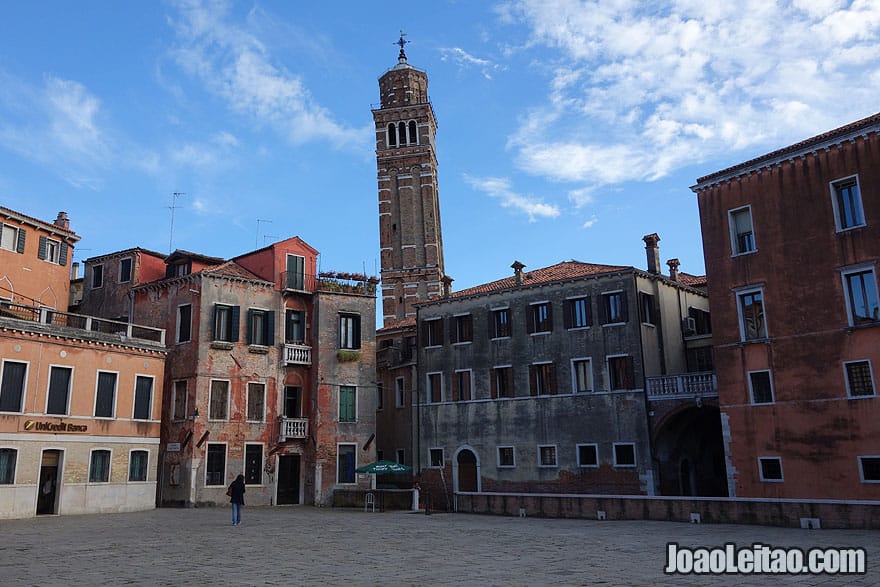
[71,261,80,280]
[511,260,526,286]
[642,233,661,274]
[667,258,680,282]
[441,275,454,299]
[54,211,70,231]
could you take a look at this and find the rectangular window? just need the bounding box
[758,456,783,482]
[396,449,405,464]
[133,376,153,420]
[209,380,229,421]
[729,206,756,254]
[89,450,111,482]
[92,264,104,288]
[748,370,774,404]
[427,372,442,403]
[491,308,511,338]
[577,444,599,468]
[205,444,226,485]
[337,444,356,483]
[686,347,715,372]
[285,309,305,343]
[858,456,880,482]
[339,385,356,422]
[41,237,61,264]
[247,382,266,422]
[601,291,628,324]
[0,360,27,413]
[528,302,552,334]
[497,446,515,468]
[491,366,513,399]
[0,223,23,252]
[843,268,879,325]
[844,360,875,397]
[639,292,657,325]
[421,318,444,347]
[118,258,132,283]
[564,297,591,329]
[831,176,865,231]
[453,370,472,401]
[538,445,557,467]
[529,363,556,396]
[286,254,305,290]
[429,448,444,468]
[687,307,712,335]
[245,444,262,485]
[176,304,192,344]
[572,359,593,392]
[284,386,301,418]
[737,289,767,340]
[613,443,636,467]
[172,380,187,420]
[129,450,148,482]
[94,371,117,418]
[608,356,635,390]
[451,314,473,343]
[339,314,361,349]
[247,309,274,346]
[395,377,405,407]
[0,448,17,484]
[46,366,72,415]
[376,382,384,411]
[213,304,239,342]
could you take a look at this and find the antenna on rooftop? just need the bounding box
[263,234,279,245]
[168,192,186,253]
[256,219,273,248]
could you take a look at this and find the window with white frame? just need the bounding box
[172,380,187,420]
[129,450,148,482]
[497,446,515,468]
[247,309,274,346]
[285,254,305,290]
[571,358,592,392]
[577,444,599,468]
[758,456,783,482]
[91,264,104,288]
[209,380,229,420]
[613,443,636,467]
[0,448,17,484]
[118,257,132,283]
[395,377,405,408]
[748,370,774,404]
[0,223,24,253]
[337,443,356,483]
[429,448,444,468]
[247,382,265,421]
[339,385,356,422]
[244,444,263,485]
[841,266,879,326]
[454,369,472,401]
[133,376,153,420]
[737,288,767,340]
[94,371,117,418]
[213,304,239,342]
[39,236,62,264]
[729,206,756,254]
[0,360,27,413]
[285,309,306,343]
[831,176,865,231]
[205,444,226,485]
[538,445,557,467]
[844,360,875,397]
[339,313,361,349]
[427,372,442,403]
[858,456,880,483]
[89,449,111,482]
[176,304,192,344]
[46,366,72,415]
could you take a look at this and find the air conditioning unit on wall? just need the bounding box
[682,316,697,335]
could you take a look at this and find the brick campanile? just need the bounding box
[373,37,446,325]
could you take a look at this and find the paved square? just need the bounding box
[2,507,878,586]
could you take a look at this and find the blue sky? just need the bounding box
[1,0,879,292]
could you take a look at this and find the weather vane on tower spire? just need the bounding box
[396,30,409,62]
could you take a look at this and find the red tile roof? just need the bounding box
[677,272,707,288]
[202,261,269,283]
[378,317,416,333]
[451,261,630,298]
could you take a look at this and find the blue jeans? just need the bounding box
[231,503,242,525]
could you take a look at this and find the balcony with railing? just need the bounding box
[645,372,717,400]
[279,417,309,441]
[283,343,312,366]
[0,301,165,345]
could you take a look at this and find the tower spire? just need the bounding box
[396,31,409,63]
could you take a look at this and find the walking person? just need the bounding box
[227,474,245,526]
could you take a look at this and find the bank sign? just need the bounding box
[23,420,88,433]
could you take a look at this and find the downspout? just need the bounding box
[634,273,657,496]
[414,305,421,474]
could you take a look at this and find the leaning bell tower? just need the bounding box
[373,35,446,326]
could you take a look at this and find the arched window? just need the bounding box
[398,122,407,145]
[387,124,397,148]
[408,121,418,145]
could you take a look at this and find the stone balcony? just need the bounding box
[283,343,311,366]
[645,372,717,400]
[279,417,309,441]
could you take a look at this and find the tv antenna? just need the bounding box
[168,192,186,253]
[256,219,273,248]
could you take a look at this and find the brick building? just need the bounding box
[692,112,880,499]
[0,206,166,519]
[76,247,167,320]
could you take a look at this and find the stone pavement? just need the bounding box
[1,506,878,586]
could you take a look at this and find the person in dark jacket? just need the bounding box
[228,474,245,525]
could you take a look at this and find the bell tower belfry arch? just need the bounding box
[373,34,446,325]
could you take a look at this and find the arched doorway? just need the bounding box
[455,448,478,492]
[653,405,728,497]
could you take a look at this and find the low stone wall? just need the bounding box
[455,492,880,529]
[333,488,415,511]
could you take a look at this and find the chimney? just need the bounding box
[54,211,70,231]
[441,275,454,299]
[511,261,526,286]
[667,258,680,282]
[642,233,661,274]
[71,261,80,280]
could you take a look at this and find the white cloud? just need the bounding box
[439,47,503,79]
[502,0,880,189]
[464,174,561,221]
[581,215,598,229]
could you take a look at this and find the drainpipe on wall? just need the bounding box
[634,273,658,497]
